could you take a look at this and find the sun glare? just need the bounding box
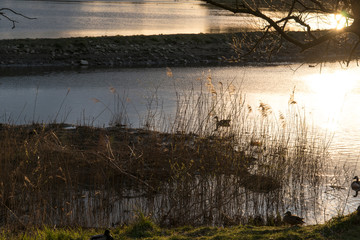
[329,13,348,30]
[304,70,356,131]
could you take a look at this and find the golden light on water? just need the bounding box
[304,70,357,131]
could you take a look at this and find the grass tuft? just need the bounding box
[126,211,159,238]
[318,213,360,239]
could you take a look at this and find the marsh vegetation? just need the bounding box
[0,70,338,231]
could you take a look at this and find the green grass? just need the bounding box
[125,211,159,238]
[2,212,360,239]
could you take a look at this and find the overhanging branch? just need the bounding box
[0,8,36,29]
[203,0,359,52]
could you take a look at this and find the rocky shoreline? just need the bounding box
[0,32,352,70]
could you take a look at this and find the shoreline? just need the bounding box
[0,32,349,71]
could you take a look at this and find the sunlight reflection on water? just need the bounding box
[300,67,360,162]
[0,0,247,39]
[1,0,351,39]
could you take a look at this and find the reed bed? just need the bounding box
[0,70,332,230]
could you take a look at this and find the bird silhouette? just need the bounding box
[90,230,114,240]
[214,116,231,131]
[351,176,360,197]
[283,211,305,226]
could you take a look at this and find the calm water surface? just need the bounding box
[1,0,343,39]
[1,0,247,39]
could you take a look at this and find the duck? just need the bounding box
[90,230,114,240]
[351,176,360,197]
[283,211,305,226]
[214,116,231,131]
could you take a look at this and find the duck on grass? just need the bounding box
[90,230,114,240]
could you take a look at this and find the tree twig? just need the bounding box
[0,8,36,29]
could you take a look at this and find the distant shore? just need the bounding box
[0,32,351,70]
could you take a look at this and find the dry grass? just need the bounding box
[0,70,331,230]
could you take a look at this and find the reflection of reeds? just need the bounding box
[0,71,334,230]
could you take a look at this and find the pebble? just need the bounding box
[80,60,89,65]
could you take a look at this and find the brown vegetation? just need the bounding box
[0,77,329,229]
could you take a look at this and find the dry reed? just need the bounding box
[0,70,332,229]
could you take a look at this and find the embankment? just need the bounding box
[0,31,349,70]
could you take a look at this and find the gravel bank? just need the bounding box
[0,32,350,70]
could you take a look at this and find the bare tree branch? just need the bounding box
[0,8,36,29]
[204,0,305,48]
[203,0,360,62]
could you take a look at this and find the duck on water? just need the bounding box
[214,116,231,131]
[351,176,360,197]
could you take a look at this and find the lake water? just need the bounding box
[1,0,248,39]
[1,0,343,39]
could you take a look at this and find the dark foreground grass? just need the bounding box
[1,211,360,240]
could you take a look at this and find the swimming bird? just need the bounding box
[214,116,231,131]
[90,230,114,240]
[283,211,305,226]
[351,176,360,197]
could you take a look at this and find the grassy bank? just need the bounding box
[2,211,360,239]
